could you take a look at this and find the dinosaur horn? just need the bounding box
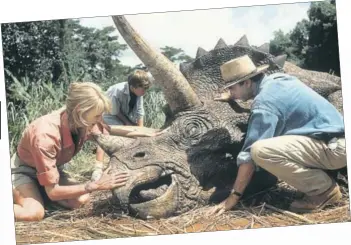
[112,15,201,113]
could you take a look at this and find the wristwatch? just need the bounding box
[230,188,242,197]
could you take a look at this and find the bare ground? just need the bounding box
[14,181,350,245]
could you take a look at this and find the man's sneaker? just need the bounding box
[289,182,342,213]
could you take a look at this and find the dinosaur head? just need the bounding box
[95,101,251,219]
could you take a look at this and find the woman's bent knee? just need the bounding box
[13,182,45,221]
[27,208,45,221]
[15,205,45,222]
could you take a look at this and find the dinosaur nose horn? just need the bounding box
[112,15,202,113]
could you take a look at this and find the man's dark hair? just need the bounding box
[251,73,265,83]
[128,69,151,89]
[238,72,265,86]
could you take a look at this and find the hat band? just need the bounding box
[227,68,258,84]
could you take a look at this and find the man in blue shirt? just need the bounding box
[208,55,346,215]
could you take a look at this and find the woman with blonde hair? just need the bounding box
[11,82,129,222]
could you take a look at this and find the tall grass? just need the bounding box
[6,72,67,155]
[143,85,167,129]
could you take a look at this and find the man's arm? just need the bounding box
[208,108,280,214]
[116,112,135,125]
[231,162,255,196]
[136,117,143,127]
[216,162,255,212]
[232,108,281,191]
[108,125,166,138]
[135,96,145,127]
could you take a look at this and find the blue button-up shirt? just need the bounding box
[236,73,344,168]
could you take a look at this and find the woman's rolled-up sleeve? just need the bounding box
[33,136,60,186]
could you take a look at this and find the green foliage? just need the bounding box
[270,30,292,55]
[1,20,64,87]
[1,19,131,91]
[304,1,339,75]
[6,73,66,155]
[67,24,130,85]
[269,1,339,74]
[161,46,194,63]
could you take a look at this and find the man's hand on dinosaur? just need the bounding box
[206,193,240,216]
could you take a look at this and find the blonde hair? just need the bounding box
[128,69,151,89]
[65,82,111,132]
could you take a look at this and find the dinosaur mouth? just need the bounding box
[112,166,179,219]
[129,170,173,204]
[129,174,179,219]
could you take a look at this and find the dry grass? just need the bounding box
[14,181,350,245]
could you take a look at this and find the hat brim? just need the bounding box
[223,64,269,89]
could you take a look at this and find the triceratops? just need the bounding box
[93,15,345,219]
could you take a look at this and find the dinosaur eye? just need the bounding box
[171,115,214,146]
[185,121,202,139]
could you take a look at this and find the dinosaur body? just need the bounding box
[94,16,345,219]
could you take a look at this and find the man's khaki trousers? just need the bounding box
[251,135,347,196]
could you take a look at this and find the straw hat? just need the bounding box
[220,55,269,89]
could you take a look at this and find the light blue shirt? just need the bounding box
[236,73,344,168]
[104,82,144,123]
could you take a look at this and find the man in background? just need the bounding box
[92,69,152,181]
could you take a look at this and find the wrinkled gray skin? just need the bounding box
[93,16,345,220]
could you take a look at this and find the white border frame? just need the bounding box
[1,1,350,245]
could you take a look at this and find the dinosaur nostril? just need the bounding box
[134,152,146,158]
